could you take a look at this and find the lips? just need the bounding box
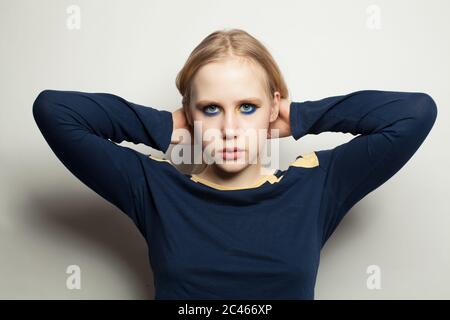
[221,147,244,153]
[218,147,245,160]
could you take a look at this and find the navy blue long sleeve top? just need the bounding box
[32,89,437,299]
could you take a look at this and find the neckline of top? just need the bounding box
[147,151,319,191]
[189,168,283,191]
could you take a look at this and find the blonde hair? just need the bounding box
[175,28,289,110]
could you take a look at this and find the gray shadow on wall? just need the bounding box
[23,189,155,299]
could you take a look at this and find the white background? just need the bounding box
[0,0,448,299]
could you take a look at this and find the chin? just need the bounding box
[214,161,249,173]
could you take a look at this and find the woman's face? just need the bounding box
[186,57,280,174]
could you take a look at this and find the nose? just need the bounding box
[221,111,240,139]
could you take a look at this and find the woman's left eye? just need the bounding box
[240,103,257,114]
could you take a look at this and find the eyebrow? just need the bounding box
[195,97,263,108]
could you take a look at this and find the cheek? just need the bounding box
[245,109,270,128]
[242,114,269,140]
[196,123,221,148]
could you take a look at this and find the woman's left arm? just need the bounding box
[289,90,438,246]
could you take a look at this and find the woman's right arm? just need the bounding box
[32,89,173,233]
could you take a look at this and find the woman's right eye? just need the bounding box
[202,105,220,115]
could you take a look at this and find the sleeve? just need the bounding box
[32,89,173,236]
[289,89,438,246]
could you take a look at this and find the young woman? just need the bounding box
[32,28,437,299]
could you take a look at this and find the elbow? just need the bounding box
[33,89,55,112]
[407,92,438,131]
[32,89,59,118]
[32,89,60,129]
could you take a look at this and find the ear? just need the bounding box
[269,91,281,122]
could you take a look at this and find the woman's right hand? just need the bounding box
[171,107,194,144]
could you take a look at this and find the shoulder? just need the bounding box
[145,153,177,173]
[289,149,333,172]
[148,153,172,164]
[147,153,197,177]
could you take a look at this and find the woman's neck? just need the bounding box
[194,163,276,188]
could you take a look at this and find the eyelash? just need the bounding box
[202,103,258,116]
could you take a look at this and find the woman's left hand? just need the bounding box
[267,98,292,139]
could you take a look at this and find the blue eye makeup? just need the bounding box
[201,103,258,116]
[203,105,220,116]
[240,103,257,114]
